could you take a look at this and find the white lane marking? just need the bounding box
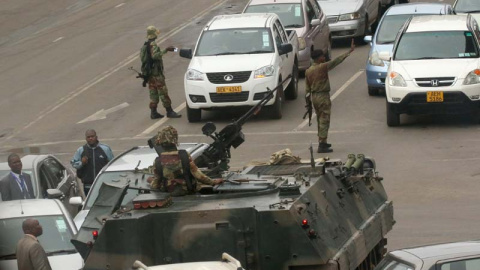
[52,37,64,43]
[77,102,129,124]
[136,103,186,136]
[2,0,228,143]
[115,3,125,8]
[293,70,364,131]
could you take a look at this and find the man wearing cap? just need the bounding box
[305,39,355,153]
[140,26,182,119]
[149,126,223,196]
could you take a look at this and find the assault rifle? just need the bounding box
[128,67,148,87]
[303,92,312,126]
[195,75,292,177]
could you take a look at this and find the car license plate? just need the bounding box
[426,91,443,102]
[216,86,242,93]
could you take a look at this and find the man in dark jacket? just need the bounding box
[71,129,113,196]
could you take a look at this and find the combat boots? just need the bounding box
[150,108,164,119]
[166,107,182,118]
[317,143,333,153]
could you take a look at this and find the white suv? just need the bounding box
[380,15,480,126]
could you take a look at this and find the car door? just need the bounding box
[304,0,321,49]
[274,20,293,84]
[39,157,80,215]
[311,0,330,53]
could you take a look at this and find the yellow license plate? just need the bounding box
[216,86,242,93]
[426,91,443,102]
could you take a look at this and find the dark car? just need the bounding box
[0,154,83,216]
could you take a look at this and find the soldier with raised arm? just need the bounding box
[305,39,355,153]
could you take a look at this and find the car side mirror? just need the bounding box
[47,189,63,199]
[179,48,193,59]
[278,43,293,55]
[311,19,321,26]
[69,196,83,206]
[364,35,372,44]
[378,51,392,61]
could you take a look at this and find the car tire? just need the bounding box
[285,64,299,100]
[267,80,283,119]
[386,101,400,126]
[368,87,379,96]
[187,105,201,122]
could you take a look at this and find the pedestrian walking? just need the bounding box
[16,218,52,270]
[71,129,113,196]
[305,39,355,153]
[0,153,34,201]
[140,26,182,119]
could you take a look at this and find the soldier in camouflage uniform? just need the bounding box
[305,39,355,153]
[140,26,182,119]
[150,126,224,196]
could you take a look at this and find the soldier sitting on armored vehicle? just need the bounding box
[149,126,224,196]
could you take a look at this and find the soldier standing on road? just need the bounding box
[149,126,223,196]
[16,219,52,270]
[305,39,355,153]
[140,26,182,119]
[71,129,114,196]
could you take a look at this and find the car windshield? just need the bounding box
[374,256,414,270]
[85,171,152,209]
[245,4,304,28]
[394,31,479,60]
[0,215,75,259]
[195,28,274,56]
[0,169,36,200]
[376,15,414,44]
[454,0,480,13]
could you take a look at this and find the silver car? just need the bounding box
[318,0,381,40]
[375,241,480,270]
[0,199,83,270]
[244,0,331,70]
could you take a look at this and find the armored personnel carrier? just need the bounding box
[71,81,394,270]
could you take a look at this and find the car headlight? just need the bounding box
[368,51,385,67]
[339,12,361,21]
[298,37,306,51]
[254,65,275,79]
[463,69,480,85]
[389,72,407,87]
[186,69,204,81]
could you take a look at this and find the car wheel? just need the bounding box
[267,80,283,119]
[187,105,201,122]
[386,101,400,126]
[285,64,298,100]
[368,87,379,96]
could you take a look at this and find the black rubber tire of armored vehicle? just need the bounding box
[285,64,299,100]
[267,82,283,119]
[187,105,201,122]
[386,102,400,126]
[368,87,379,96]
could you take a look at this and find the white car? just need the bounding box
[179,13,299,122]
[132,253,244,270]
[375,241,480,270]
[0,199,83,270]
[453,0,480,24]
[380,15,480,126]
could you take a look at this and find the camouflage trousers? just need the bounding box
[148,75,172,109]
[312,92,331,143]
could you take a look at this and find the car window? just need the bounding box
[305,0,317,21]
[0,215,75,258]
[43,158,66,187]
[245,4,305,28]
[454,0,480,13]
[394,31,479,60]
[374,257,414,270]
[272,24,283,47]
[440,257,480,270]
[377,15,414,44]
[275,20,288,44]
[195,28,274,56]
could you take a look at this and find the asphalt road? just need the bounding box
[1,0,479,251]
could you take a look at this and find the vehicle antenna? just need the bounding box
[20,199,24,215]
